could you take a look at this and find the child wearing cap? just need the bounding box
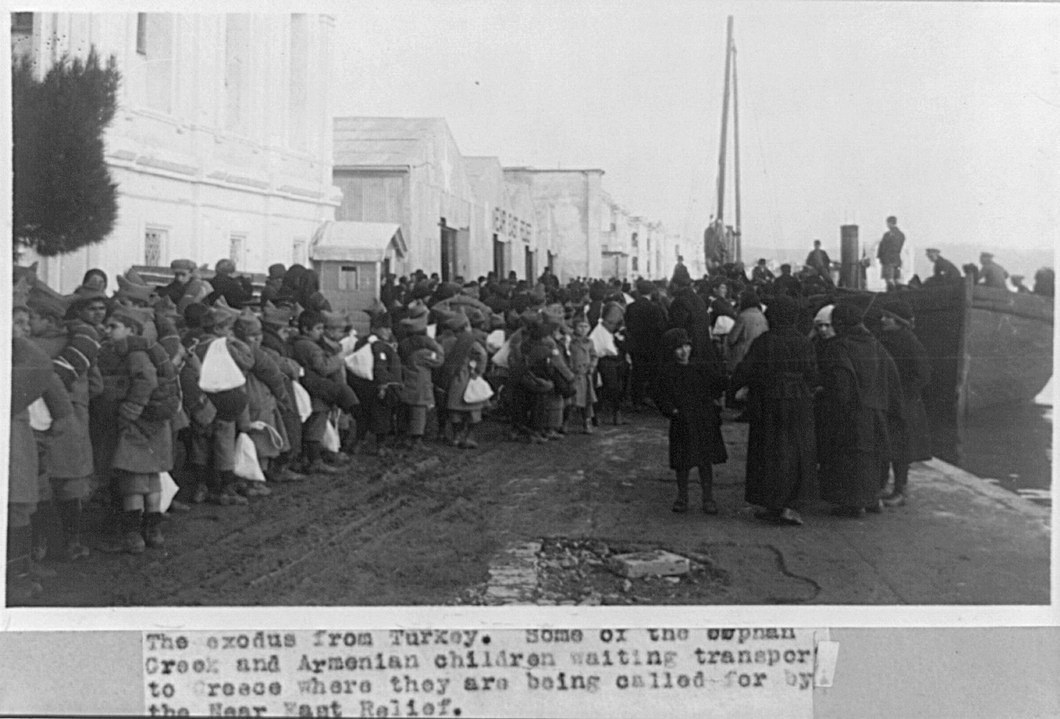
[396,309,445,450]
[9,313,74,601]
[437,311,490,449]
[26,292,102,562]
[567,313,598,434]
[96,308,174,553]
[349,312,402,456]
[188,307,255,505]
[291,310,359,473]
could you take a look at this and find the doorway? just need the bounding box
[439,221,457,282]
[524,246,535,282]
[493,234,505,278]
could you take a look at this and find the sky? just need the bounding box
[331,0,1060,279]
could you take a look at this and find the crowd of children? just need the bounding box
[9,255,923,602]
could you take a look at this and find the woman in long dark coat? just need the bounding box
[816,303,904,517]
[731,295,817,525]
[876,299,932,505]
[652,328,728,514]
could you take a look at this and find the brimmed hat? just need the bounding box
[323,310,350,330]
[267,263,287,279]
[209,298,241,329]
[925,247,941,254]
[115,273,154,304]
[108,306,146,333]
[235,309,263,335]
[980,252,994,261]
[635,279,654,296]
[400,311,429,334]
[438,309,470,332]
[170,259,196,272]
[27,288,70,320]
[261,302,294,328]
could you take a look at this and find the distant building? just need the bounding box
[503,168,606,282]
[464,157,537,281]
[12,12,339,291]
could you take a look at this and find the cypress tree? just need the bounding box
[13,47,121,257]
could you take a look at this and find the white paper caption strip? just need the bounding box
[141,627,817,718]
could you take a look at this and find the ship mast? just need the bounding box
[710,15,741,266]
[732,38,741,263]
[715,16,733,234]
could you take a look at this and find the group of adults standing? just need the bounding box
[727,292,931,525]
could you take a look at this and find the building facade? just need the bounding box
[12,12,339,291]
[502,168,605,282]
[332,117,480,282]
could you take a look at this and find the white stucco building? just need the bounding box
[12,12,340,292]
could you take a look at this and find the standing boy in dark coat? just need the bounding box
[652,328,728,514]
[875,299,932,506]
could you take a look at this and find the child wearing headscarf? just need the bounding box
[653,328,728,514]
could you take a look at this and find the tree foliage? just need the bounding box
[13,47,121,257]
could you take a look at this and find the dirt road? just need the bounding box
[16,409,1050,607]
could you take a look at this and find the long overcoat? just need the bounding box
[816,327,903,507]
[652,356,728,470]
[399,334,445,407]
[96,339,173,475]
[732,327,818,510]
[441,331,490,413]
[567,335,598,408]
[32,326,99,480]
[877,326,932,463]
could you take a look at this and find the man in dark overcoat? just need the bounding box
[624,279,668,408]
[875,299,932,505]
[667,276,713,362]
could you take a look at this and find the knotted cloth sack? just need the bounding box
[233,432,265,482]
[291,380,313,422]
[463,375,495,404]
[345,335,376,380]
[199,337,246,392]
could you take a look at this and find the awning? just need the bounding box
[309,221,407,263]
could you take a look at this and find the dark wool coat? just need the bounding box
[244,346,292,458]
[10,337,71,504]
[96,339,173,475]
[667,287,714,361]
[440,331,490,412]
[732,328,818,510]
[816,327,903,507]
[624,298,668,359]
[399,334,445,406]
[290,335,347,412]
[32,328,98,480]
[653,357,728,470]
[878,326,932,463]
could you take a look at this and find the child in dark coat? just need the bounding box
[653,328,728,514]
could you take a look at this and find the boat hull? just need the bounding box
[833,282,1053,464]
